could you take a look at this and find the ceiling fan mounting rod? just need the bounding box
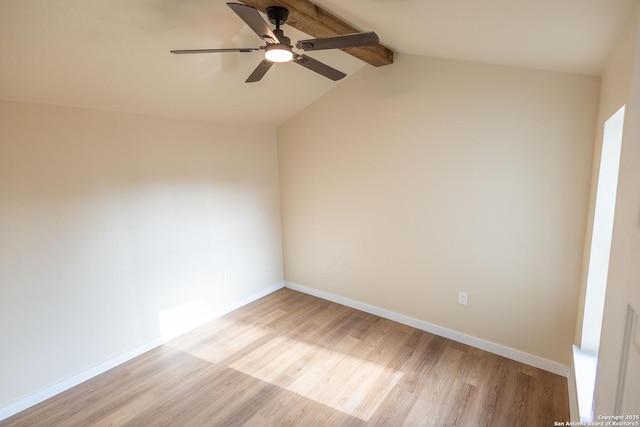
[266,6,289,30]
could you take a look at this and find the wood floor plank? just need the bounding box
[2,289,569,426]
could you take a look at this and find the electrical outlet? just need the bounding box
[458,292,468,305]
[223,272,230,283]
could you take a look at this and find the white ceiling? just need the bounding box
[1,0,638,127]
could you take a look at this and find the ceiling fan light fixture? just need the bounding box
[265,43,293,62]
[172,4,380,82]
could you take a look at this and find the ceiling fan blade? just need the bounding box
[296,32,379,51]
[170,48,260,54]
[227,3,279,44]
[246,59,274,82]
[293,54,346,81]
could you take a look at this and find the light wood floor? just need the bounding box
[3,288,569,426]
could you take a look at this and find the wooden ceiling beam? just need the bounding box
[238,0,394,67]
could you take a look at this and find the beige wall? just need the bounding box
[0,100,283,408]
[592,10,640,414]
[278,54,600,365]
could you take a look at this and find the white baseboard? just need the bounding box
[2,280,568,422]
[285,281,569,377]
[0,281,285,422]
[0,337,164,423]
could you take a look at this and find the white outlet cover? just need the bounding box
[458,292,468,305]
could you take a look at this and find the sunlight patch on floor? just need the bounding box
[167,317,270,364]
[229,335,404,421]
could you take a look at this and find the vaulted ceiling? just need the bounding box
[1,0,638,126]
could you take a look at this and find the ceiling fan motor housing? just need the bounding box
[266,6,289,26]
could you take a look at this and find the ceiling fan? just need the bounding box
[171,2,379,82]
